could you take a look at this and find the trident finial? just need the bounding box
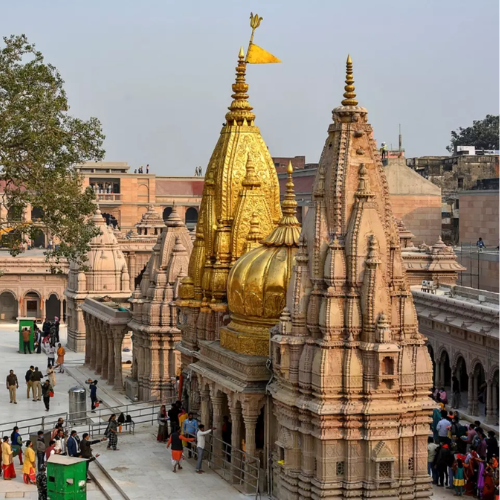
[341,54,358,106]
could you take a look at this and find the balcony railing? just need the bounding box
[96,193,122,202]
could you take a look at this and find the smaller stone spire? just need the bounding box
[341,54,358,106]
[225,48,256,126]
[282,161,298,218]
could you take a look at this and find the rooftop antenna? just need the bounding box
[399,124,402,152]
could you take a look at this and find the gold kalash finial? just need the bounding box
[341,54,358,107]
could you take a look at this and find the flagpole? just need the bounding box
[247,12,263,62]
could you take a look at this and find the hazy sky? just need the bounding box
[2,0,499,176]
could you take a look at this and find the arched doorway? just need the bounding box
[185,208,198,228]
[451,355,467,409]
[0,291,18,321]
[45,294,61,321]
[102,213,118,228]
[24,291,41,319]
[437,349,451,389]
[487,369,499,425]
[427,344,435,386]
[163,207,173,221]
[33,228,46,248]
[135,264,147,289]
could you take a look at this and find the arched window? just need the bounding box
[163,207,173,221]
[382,357,394,375]
[185,207,198,226]
[31,207,44,220]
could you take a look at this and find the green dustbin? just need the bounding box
[47,455,87,499]
[18,317,35,354]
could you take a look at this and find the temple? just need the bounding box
[178,54,435,498]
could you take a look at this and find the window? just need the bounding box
[336,461,345,476]
[458,178,464,189]
[408,458,414,471]
[382,357,394,375]
[455,199,460,209]
[379,462,392,479]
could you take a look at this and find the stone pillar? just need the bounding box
[101,326,109,380]
[211,391,224,466]
[90,321,97,371]
[486,380,493,424]
[200,386,210,427]
[467,373,474,414]
[473,372,479,416]
[107,334,115,387]
[242,413,259,492]
[435,359,441,387]
[230,404,243,483]
[113,329,124,391]
[59,300,63,324]
[95,322,103,375]
[83,315,91,366]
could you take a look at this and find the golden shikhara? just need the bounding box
[178,48,282,319]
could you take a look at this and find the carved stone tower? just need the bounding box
[268,56,434,499]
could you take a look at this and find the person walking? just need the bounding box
[436,410,451,445]
[54,318,60,343]
[157,405,168,443]
[36,464,47,500]
[168,403,179,431]
[34,325,42,354]
[6,370,19,404]
[427,436,439,484]
[106,414,119,451]
[25,366,34,400]
[46,365,56,389]
[1,436,16,480]
[46,344,55,368]
[31,367,43,401]
[22,440,36,485]
[67,431,80,458]
[36,431,46,471]
[167,426,194,473]
[41,380,53,412]
[22,327,32,354]
[195,424,215,474]
[434,443,452,487]
[182,412,198,458]
[90,380,98,412]
[10,427,23,465]
[55,344,65,373]
[80,433,106,481]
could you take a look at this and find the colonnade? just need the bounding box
[194,375,264,492]
[83,313,127,390]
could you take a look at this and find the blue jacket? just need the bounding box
[183,418,198,436]
[67,436,79,457]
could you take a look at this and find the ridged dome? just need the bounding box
[222,162,301,354]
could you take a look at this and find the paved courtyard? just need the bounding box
[0,322,460,499]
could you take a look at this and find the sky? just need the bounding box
[2,0,499,176]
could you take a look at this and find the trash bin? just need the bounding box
[68,386,87,424]
[47,455,87,499]
[18,317,35,353]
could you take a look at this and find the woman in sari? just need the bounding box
[157,405,168,442]
[10,427,23,465]
[1,436,16,480]
[482,460,496,500]
[22,440,36,485]
[106,414,119,451]
[431,408,441,443]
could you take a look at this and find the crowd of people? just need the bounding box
[430,406,499,497]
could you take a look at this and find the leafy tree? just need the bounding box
[0,34,105,269]
[447,114,499,153]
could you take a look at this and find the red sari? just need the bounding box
[2,462,16,480]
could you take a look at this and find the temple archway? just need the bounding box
[24,291,41,318]
[33,228,46,248]
[0,291,18,322]
[45,293,61,321]
[185,207,198,228]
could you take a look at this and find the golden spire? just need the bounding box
[245,212,262,251]
[341,54,358,106]
[225,48,256,126]
[262,160,300,246]
[242,156,261,188]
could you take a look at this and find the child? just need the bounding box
[453,458,465,496]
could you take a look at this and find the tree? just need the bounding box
[0,34,105,269]
[446,115,499,153]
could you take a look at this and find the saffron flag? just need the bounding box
[246,43,281,64]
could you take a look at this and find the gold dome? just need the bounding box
[222,162,301,356]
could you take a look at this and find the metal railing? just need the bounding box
[185,431,261,499]
[0,412,69,438]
